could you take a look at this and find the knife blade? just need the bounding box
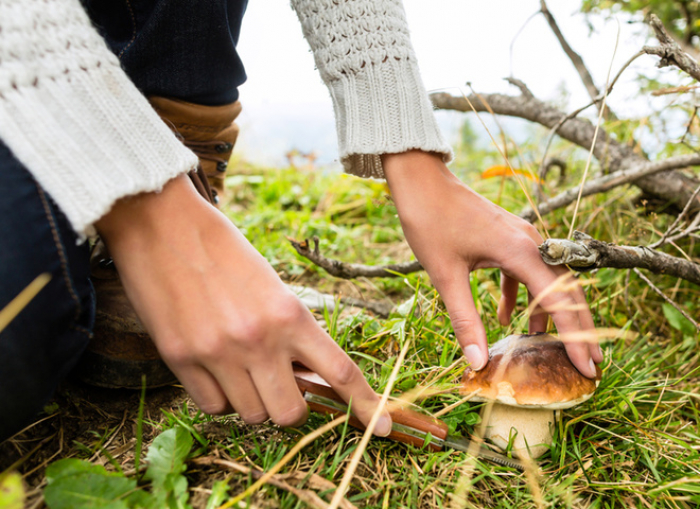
[293,365,525,471]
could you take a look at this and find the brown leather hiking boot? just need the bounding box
[149,97,242,205]
[73,246,176,389]
[73,98,241,389]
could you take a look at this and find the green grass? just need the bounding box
[2,155,698,508]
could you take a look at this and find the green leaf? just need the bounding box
[0,471,25,509]
[44,459,137,509]
[463,412,481,426]
[149,472,190,509]
[144,427,193,508]
[205,480,229,509]
[662,304,695,336]
[144,427,193,488]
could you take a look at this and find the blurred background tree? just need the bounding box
[582,0,699,52]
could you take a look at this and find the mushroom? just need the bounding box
[461,333,601,458]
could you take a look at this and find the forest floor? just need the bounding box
[1,159,699,508]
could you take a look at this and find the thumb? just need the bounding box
[434,271,488,371]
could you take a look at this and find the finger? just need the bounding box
[567,277,604,363]
[296,332,392,437]
[211,366,269,424]
[168,363,234,415]
[511,263,596,379]
[497,272,519,326]
[432,270,488,371]
[250,361,308,428]
[527,291,549,333]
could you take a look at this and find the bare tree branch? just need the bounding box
[522,152,700,222]
[644,14,700,82]
[430,90,700,216]
[539,231,700,286]
[539,0,614,118]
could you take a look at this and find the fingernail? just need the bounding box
[463,344,487,371]
[588,358,597,378]
[596,344,604,360]
[375,413,392,437]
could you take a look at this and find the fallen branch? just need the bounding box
[288,237,422,278]
[290,180,700,281]
[539,231,700,286]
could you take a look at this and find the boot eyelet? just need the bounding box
[216,161,228,172]
[216,142,233,153]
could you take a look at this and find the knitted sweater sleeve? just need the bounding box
[0,0,198,239]
[290,0,453,179]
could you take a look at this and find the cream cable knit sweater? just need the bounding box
[0,0,451,238]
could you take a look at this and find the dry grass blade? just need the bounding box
[194,456,358,509]
[219,414,349,509]
[457,86,550,238]
[0,273,51,332]
[328,337,413,509]
[567,22,619,239]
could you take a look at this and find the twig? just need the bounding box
[539,230,700,286]
[651,84,700,96]
[643,14,700,82]
[650,184,700,248]
[289,237,422,278]
[667,210,700,244]
[633,268,700,330]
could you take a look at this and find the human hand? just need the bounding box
[96,175,392,434]
[382,150,603,378]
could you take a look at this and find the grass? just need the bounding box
[0,154,698,508]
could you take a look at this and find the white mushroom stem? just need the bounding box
[484,404,556,459]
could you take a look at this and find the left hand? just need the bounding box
[382,150,603,378]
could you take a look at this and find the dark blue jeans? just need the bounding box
[0,0,248,441]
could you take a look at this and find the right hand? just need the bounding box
[96,174,392,435]
[383,151,603,378]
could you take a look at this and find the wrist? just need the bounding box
[381,150,445,180]
[382,150,466,209]
[95,174,208,246]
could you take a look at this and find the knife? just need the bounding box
[293,366,525,471]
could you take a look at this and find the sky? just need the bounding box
[234,0,652,167]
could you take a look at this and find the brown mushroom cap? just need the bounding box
[461,333,602,409]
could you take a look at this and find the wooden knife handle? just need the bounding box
[293,365,448,451]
